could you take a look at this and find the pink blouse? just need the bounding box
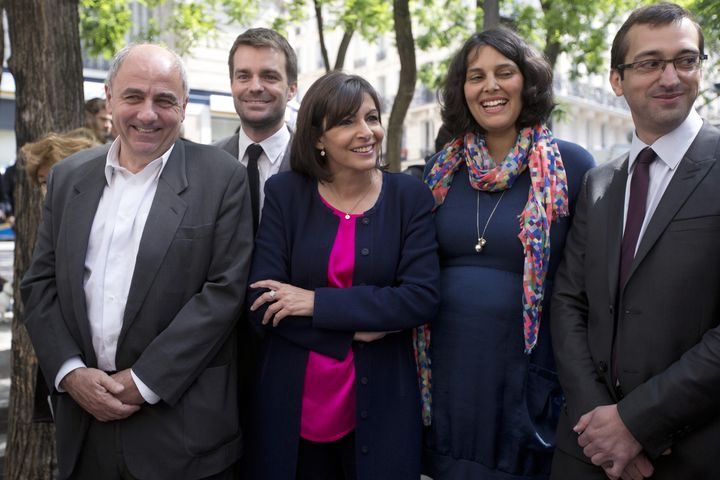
[299,197,360,442]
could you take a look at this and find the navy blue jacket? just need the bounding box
[244,170,440,480]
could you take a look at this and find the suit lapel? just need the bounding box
[606,158,629,305]
[118,140,188,344]
[629,127,720,282]
[65,156,107,363]
[279,129,293,172]
[223,133,240,159]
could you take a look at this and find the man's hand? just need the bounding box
[575,404,642,478]
[609,452,654,480]
[61,367,140,422]
[110,369,145,405]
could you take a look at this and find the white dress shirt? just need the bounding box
[237,125,290,213]
[623,109,703,253]
[55,139,173,404]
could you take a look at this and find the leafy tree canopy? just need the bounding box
[79,0,257,58]
[417,0,649,88]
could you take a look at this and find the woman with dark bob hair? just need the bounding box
[244,71,440,479]
[421,28,595,479]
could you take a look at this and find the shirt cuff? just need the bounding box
[130,369,161,404]
[55,356,86,392]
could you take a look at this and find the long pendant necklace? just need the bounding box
[475,189,507,253]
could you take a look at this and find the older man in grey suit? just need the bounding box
[22,44,252,479]
[551,4,720,480]
[215,27,297,232]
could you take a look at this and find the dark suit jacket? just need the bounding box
[243,171,440,480]
[214,127,293,173]
[214,127,292,433]
[21,139,253,479]
[551,122,720,478]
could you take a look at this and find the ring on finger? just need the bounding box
[269,290,277,300]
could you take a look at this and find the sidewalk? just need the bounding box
[0,319,9,477]
[0,239,14,477]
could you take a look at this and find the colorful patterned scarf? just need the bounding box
[413,124,568,425]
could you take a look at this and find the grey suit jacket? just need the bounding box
[21,139,253,479]
[551,122,720,478]
[214,127,293,173]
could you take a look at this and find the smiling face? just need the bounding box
[610,18,701,144]
[105,45,187,171]
[316,93,384,176]
[463,45,524,142]
[231,45,297,141]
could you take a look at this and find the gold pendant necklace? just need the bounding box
[327,173,376,220]
[475,189,507,253]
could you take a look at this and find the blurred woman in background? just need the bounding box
[22,127,100,196]
[20,126,100,421]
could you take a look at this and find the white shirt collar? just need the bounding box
[105,138,173,184]
[628,108,703,172]
[238,125,290,165]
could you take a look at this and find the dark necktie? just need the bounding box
[613,147,656,387]
[246,143,263,233]
[619,147,656,289]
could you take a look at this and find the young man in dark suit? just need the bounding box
[551,4,720,479]
[215,28,297,230]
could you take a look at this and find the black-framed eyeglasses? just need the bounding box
[616,54,707,79]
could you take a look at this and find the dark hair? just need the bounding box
[434,124,453,153]
[228,28,298,84]
[291,72,382,182]
[84,98,109,142]
[84,98,106,116]
[440,27,554,139]
[611,2,704,78]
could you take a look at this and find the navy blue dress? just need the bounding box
[423,140,594,479]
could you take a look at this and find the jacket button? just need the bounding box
[361,217,370,225]
[360,377,369,385]
[360,410,368,419]
[598,361,608,373]
[360,248,370,256]
[361,445,369,454]
[609,305,614,315]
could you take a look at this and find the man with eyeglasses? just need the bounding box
[550,3,720,480]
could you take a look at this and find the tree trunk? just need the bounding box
[481,0,500,30]
[544,39,561,70]
[333,29,354,71]
[386,0,416,172]
[539,0,560,69]
[4,1,84,478]
[313,0,331,72]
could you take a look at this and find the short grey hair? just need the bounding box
[105,43,189,100]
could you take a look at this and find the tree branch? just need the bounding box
[313,0,331,72]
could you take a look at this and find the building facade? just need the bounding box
[2,4,718,170]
